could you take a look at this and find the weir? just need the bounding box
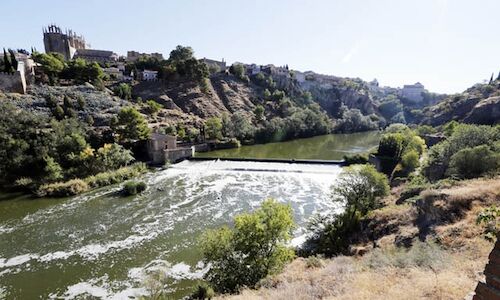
[188,156,346,165]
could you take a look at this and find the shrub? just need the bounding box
[123,181,147,196]
[401,149,420,173]
[85,163,147,189]
[114,83,132,100]
[189,283,215,300]
[145,100,163,115]
[305,255,324,268]
[200,199,295,293]
[447,145,500,179]
[37,179,89,197]
[343,153,369,165]
[476,206,500,242]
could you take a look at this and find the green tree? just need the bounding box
[253,105,265,121]
[205,117,223,140]
[447,145,499,179]
[112,107,151,142]
[32,52,65,84]
[263,89,271,100]
[200,199,295,293]
[3,48,13,73]
[8,49,18,72]
[114,83,132,100]
[332,164,390,217]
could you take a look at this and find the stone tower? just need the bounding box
[43,25,86,60]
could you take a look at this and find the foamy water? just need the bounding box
[0,160,343,299]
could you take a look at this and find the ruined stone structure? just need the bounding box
[126,51,164,62]
[43,25,86,60]
[472,236,500,300]
[0,71,26,94]
[74,49,118,64]
[401,82,425,102]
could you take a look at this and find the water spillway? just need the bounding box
[0,160,344,299]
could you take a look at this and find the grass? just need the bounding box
[217,176,499,300]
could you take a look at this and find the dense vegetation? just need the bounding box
[200,199,295,293]
[0,103,146,196]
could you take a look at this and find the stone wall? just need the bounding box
[472,236,500,299]
[0,71,26,94]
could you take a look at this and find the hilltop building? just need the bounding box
[201,58,226,72]
[74,49,118,64]
[401,82,425,102]
[126,51,164,62]
[43,25,86,60]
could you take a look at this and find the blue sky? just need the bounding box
[1,0,499,93]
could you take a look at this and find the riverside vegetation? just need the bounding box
[137,122,500,299]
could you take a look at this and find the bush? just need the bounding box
[401,149,420,173]
[189,283,215,300]
[343,153,369,165]
[424,124,500,180]
[114,83,132,100]
[305,255,324,268]
[36,179,89,197]
[200,199,295,293]
[85,163,147,189]
[123,181,147,196]
[447,145,500,179]
[144,100,163,115]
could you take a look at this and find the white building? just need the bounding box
[141,70,158,81]
[401,82,425,102]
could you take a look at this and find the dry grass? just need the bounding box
[218,177,499,300]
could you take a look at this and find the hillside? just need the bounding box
[419,79,500,126]
[219,177,500,300]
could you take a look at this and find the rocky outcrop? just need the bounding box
[472,235,500,300]
[464,96,500,125]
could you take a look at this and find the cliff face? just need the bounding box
[420,81,500,126]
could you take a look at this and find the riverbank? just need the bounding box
[219,176,499,299]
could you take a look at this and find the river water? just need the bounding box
[195,131,381,160]
[0,132,380,299]
[0,161,344,299]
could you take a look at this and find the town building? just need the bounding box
[401,82,425,102]
[140,70,158,81]
[247,64,261,75]
[146,133,193,164]
[43,25,86,60]
[126,51,164,62]
[74,49,118,64]
[201,58,226,72]
[103,67,123,79]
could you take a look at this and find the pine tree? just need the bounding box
[497,71,500,81]
[9,49,18,72]
[3,48,12,73]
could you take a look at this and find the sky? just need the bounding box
[1,0,499,94]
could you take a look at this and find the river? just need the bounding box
[0,132,380,299]
[195,131,381,160]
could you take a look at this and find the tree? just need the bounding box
[253,105,265,121]
[145,100,163,115]
[113,83,132,100]
[447,145,499,179]
[112,107,151,142]
[263,89,271,100]
[200,199,295,293]
[8,49,18,72]
[332,164,390,217]
[32,52,65,84]
[3,48,13,73]
[205,117,223,140]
